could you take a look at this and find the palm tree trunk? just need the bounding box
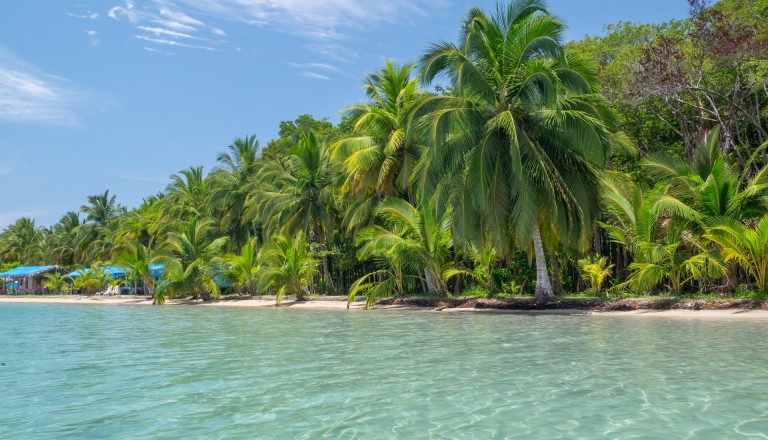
[424,269,439,295]
[314,225,336,296]
[321,254,335,296]
[533,223,554,300]
[549,249,564,295]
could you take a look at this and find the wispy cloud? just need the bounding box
[300,72,331,81]
[137,26,202,40]
[108,0,226,51]
[135,35,215,51]
[67,11,99,20]
[173,0,430,39]
[105,0,435,59]
[290,62,340,73]
[0,47,84,126]
[143,46,175,56]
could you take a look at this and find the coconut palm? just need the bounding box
[217,237,261,295]
[706,215,768,292]
[43,273,69,294]
[80,190,122,228]
[416,0,620,299]
[164,166,210,219]
[49,212,81,266]
[643,127,768,226]
[248,130,340,294]
[257,233,317,305]
[623,222,723,294]
[209,135,262,250]
[353,198,466,297]
[334,60,425,206]
[0,218,43,263]
[114,240,158,297]
[157,218,229,302]
[578,256,614,295]
[600,175,665,256]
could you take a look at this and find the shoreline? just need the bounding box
[2,295,768,319]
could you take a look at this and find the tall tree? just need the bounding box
[334,60,425,204]
[417,0,620,298]
[209,135,262,250]
[157,218,229,302]
[249,130,341,294]
[80,190,121,227]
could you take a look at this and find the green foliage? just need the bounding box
[43,273,69,294]
[157,218,229,302]
[217,237,261,295]
[258,233,317,305]
[706,215,768,292]
[0,0,766,304]
[416,0,624,298]
[578,256,614,295]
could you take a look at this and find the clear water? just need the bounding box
[1,304,767,439]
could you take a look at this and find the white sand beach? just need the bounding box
[3,295,768,319]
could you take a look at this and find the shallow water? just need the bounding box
[1,304,767,439]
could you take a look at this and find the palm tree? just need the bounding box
[354,198,465,296]
[416,0,620,299]
[157,218,228,302]
[641,127,768,289]
[43,273,69,294]
[115,240,158,297]
[164,166,210,219]
[578,256,614,295]
[209,135,262,250]
[217,237,261,295]
[257,233,317,305]
[333,60,425,206]
[50,212,81,266]
[706,215,768,292]
[248,130,341,294]
[0,218,43,264]
[81,190,121,227]
[643,127,768,226]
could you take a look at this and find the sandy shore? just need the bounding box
[3,295,768,319]
[0,295,369,309]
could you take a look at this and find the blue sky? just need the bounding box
[0,0,691,228]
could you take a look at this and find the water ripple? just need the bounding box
[1,304,768,438]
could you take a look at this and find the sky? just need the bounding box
[0,0,692,229]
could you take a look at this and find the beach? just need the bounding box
[3,295,768,319]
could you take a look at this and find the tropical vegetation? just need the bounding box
[1,0,767,306]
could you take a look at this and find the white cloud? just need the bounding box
[143,47,175,56]
[67,12,99,19]
[290,62,340,73]
[135,35,215,51]
[0,47,84,126]
[108,0,226,51]
[300,72,331,81]
[85,30,97,36]
[137,26,202,40]
[108,1,139,22]
[106,0,435,56]
[173,0,432,39]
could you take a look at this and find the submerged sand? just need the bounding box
[2,295,768,319]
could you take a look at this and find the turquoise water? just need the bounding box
[1,304,767,439]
